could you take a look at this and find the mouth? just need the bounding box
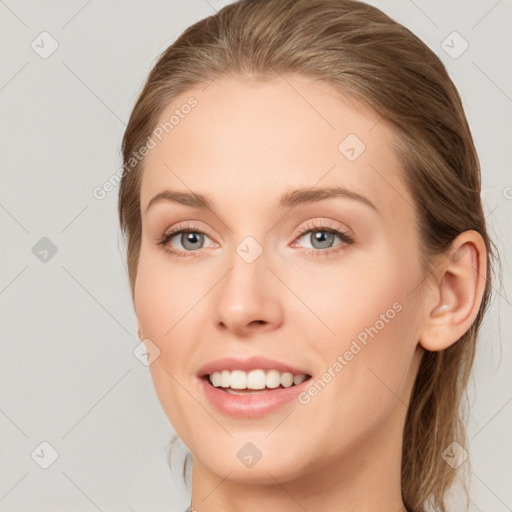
[197,356,314,417]
[201,369,312,395]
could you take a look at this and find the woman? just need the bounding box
[118,0,495,510]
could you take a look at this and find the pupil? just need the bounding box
[182,232,203,250]
[312,231,333,249]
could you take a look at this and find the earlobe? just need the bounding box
[419,231,487,352]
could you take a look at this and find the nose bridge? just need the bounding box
[213,233,283,334]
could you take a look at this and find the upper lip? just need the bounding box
[197,356,311,378]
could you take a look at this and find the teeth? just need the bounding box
[247,369,266,390]
[208,369,308,390]
[211,372,221,387]
[230,370,246,389]
[221,370,230,388]
[281,372,294,388]
[266,369,282,389]
[293,374,306,385]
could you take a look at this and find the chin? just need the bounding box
[204,454,307,484]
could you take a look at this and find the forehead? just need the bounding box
[140,74,413,220]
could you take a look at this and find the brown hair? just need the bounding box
[118,1,496,510]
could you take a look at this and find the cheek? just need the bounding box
[295,300,421,458]
[298,248,418,344]
[298,249,423,411]
[133,252,204,431]
[133,251,194,393]
[134,247,199,339]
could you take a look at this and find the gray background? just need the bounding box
[1,0,511,511]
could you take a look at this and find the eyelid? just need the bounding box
[292,219,354,242]
[157,221,213,242]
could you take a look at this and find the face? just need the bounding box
[134,74,426,485]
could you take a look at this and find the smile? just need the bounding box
[208,369,308,393]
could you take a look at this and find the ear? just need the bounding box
[419,230,487,351]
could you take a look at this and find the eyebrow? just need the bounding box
[145,186,378,213]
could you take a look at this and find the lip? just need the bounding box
[196,356,312,418]
[196,356,311,377]
[198,374,311,418]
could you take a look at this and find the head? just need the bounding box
[118,1,494,510]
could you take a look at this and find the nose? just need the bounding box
[214,244,284,337]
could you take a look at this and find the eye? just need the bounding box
[173,232,207,251]
[157,223,216,257]
[157,220,355,258]
[292,221,355,256]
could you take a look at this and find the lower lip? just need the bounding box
[199,376,310,418]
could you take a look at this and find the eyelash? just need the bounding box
[294,221,355,257]
[156,220,355,259]
[157,222,208,259]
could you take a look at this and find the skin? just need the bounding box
[133,74,486,512]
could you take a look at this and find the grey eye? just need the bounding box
[180,232,205,250]
[309,231,336,249]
